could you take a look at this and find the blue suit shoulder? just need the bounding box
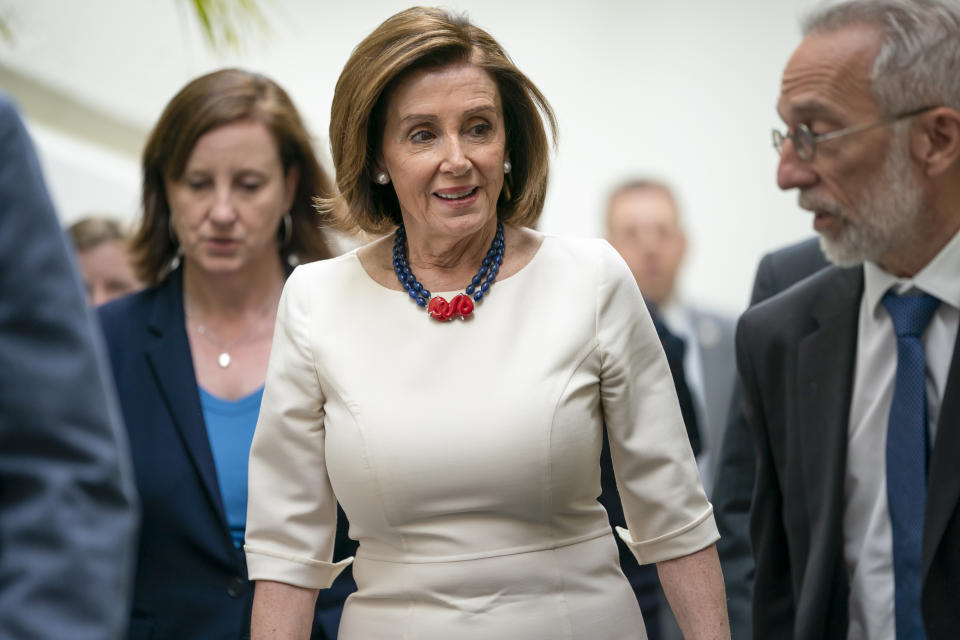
[0,93,22,127]
[0,90,138,640]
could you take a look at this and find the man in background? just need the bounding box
[712,236,828,639]
[602,179,724,639]
[741,1,960,637]
[0,92,138,639]
[606,179,736,496]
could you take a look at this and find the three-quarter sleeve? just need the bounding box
[595,242,719,565]
[244,267,352,588]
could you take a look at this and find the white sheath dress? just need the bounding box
[245,235,718,639]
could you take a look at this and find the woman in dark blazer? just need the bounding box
[98,68,355,639]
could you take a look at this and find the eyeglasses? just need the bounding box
[772,105,937,161]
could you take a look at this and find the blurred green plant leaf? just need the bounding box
[183,0,270,52]
[0,15,13,45]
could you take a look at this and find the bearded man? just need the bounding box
[738,1,960,639]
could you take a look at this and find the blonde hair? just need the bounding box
[68,215,131,252]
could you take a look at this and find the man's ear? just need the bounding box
[912,107,960,177]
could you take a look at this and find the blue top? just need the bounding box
[199,386,263,548]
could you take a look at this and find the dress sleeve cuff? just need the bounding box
[244,544,354,589]
[615,504,719,565]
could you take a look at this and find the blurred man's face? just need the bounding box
[606,187,686,307]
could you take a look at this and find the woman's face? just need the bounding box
[78,239,141,306]
[166,119,297,277]
[379,61,508,241]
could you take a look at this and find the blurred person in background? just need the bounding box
[67,215,143,306]
[606,179,736,496]
[97,68,354,639]
[244,8,728,639]
[0,91,138,640]
[595,310,702,640]
[711,236,827,640]
[605,180,735,640]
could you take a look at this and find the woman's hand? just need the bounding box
[657,543,731,639]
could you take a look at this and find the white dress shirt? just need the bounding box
[845,227,960,640]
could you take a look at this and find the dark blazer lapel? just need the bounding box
[796,268,863,572]
[923,330,960,580]
[144,268,228,523]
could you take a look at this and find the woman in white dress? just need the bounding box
[246,7,729,639]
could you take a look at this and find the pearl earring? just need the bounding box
[376,172,390,185]
[503,160,512,174]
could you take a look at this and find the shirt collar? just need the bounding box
[863,225,960,317]
[660,298,692,338]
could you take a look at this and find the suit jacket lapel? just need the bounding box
[144,268,228,526]
[923,330,960,580]
[796,268,863,571]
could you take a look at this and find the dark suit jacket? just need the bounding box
[737,264,960,640]
[99,268,356,640]
[712,237,828,639]
[0,92,138,639]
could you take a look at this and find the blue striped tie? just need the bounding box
[881,290,940,640]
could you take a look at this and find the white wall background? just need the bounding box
[1,0,820,313]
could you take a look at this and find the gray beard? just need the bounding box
[800,134,924,268]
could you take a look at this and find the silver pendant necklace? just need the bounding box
[194,323,238,368]
[184,307,272,369]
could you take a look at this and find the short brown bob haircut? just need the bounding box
[321,6,558,235]
[132,68,334,285]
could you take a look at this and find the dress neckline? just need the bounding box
[351,233,551,298]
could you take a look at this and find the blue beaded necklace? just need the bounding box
[392,218,505,321]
